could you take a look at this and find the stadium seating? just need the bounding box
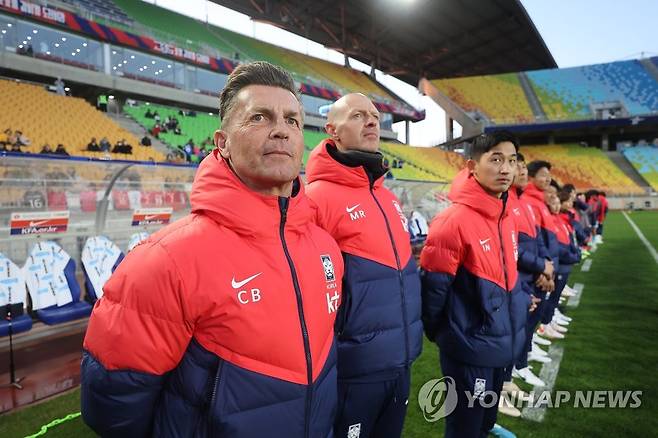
[520,144,644,194]
[430,73,535,124]
[0,79,164,162]
[622,146,658,191]
[429,59,658,123]
[380,143,464,182]
[110,0,399,105]
[527,60,658,120]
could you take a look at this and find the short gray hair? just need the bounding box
[219,61,301,125]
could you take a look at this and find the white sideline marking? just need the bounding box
[566,283,585,308]
[521,345,565,422]
[623,212,658,265]
[581,259,592,272]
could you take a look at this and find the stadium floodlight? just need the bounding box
[1,30,5,34]
[22,40,26,44]
[61,37,66,41]
[130,55,135,59]
[167,64,172,68]
[151,60,156,64]
[64,87,70,91]
[113,66,117,70]
[7,23,12,27]
[123,60,127,64]
[32,29,37,34]
[71,52,76,56]
[46,51,50,55]
[83,43,87,47]
[76,48,80,52]
[26,36,31,40]
[54,43,59,47]
[112,50,116,55]
[18,44,23,48]
[108,95,114,100]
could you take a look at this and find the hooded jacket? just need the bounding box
[81,150,343,438]
[305,139,422,381]
[523,182,559,271]
[509,188,546,287]
[420,170,530,368]
[556,212,581,273]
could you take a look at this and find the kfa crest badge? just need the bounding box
[320,254,335,282]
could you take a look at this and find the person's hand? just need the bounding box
[529,295,541,312]
[543,260,554,278]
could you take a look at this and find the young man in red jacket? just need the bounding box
[81,62,344,437]
[420,131,530,438]
[306,93,422,438]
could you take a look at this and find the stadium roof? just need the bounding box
[209,0,557,84]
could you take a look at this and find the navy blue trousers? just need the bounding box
[541,272,570,325]
[334,368,410,438]
[440,352,506,438]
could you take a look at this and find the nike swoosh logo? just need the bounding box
[231,272,262,289]
[29,220,49,227]
[144,215,160,220]
[346,204,360,213]
[479,238,491,245]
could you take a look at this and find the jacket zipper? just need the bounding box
[369,185,410,366]
[279,197,313,438]
[497,193,515,364]
[208,358,224,436]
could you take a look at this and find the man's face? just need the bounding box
[326,94,380,152]
[215,85,304,196]
[531,166,551,191]
[469,141,517,197]
[514,161,528,189]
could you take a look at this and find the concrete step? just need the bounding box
[606,150,651,188]
[106,112,172,157]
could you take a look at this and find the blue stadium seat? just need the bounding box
[0,252,32,336]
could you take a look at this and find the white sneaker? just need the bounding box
[550,321,568,333]
[595,235,604,244]
[561,288,576,298]
[528,351,552,363]
[533,333,552,346]
[531,342,549,356]
[498,391,522,417]
[555,308,573,322]
[503,381,531,402]
[552,315,570,326]
[538,324,565,339]
[513,367,545,387]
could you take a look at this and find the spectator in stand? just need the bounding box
[151,123,161,138]
[1,129,12,143]
[40,144,54,154]
[141,136,152,147]
[10,143,23,153]
[87,137,100,152]
[112,140,132,154]
[99,137,111,152]
[15,130,31,146]
[0,141,8,152]
[55,144,69,156]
